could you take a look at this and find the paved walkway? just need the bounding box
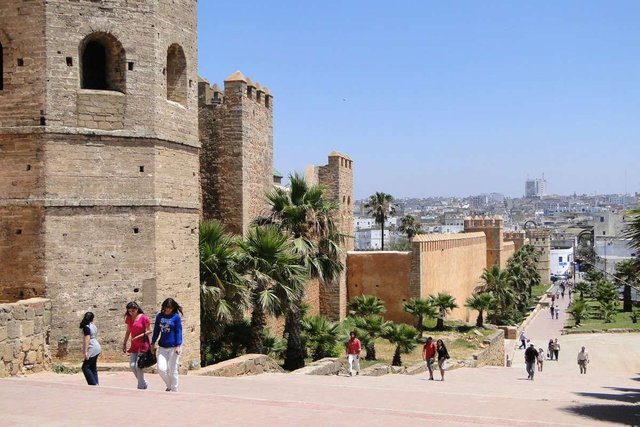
[2,299,640,426]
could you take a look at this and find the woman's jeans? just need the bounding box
[157,346,180,391]
[81,354,99,386]
[129,352,147,389]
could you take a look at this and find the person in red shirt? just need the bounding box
[422,336,437,380]
[122,301,152,389]
[345,331,361,376]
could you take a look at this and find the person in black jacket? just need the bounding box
[436,339,450,381]
[524,344,539,380]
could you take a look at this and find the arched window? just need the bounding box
[166,44,187,105]
[0,42,4,91]
[80,32,126,92]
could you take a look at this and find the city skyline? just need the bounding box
[198,1,640,199]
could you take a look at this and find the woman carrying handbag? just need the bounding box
[122,301,152,390]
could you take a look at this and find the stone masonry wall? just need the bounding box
[346,251,414,324]
[0,298,51,377]
[198,73,273,236]
[470,330,505,367]
[412,232,487,322]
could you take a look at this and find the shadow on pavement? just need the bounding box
[563,404,640,426]
[576,387,640,404]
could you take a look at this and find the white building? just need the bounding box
[525,178,547,198]
[550,246,574,277]
[355,229,390,250]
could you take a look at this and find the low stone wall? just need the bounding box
[0,298,51,377]
[361,363,406,376]
[195,354,284,377]
[468,330,505,367]
[293,357,344,375]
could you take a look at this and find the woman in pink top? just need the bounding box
[122,301,151,389]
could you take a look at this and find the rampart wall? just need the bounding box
[0,298,51,377]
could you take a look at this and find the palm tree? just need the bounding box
[352,314,391,360]
[382,323,419,366]
[615,259,639,312]
[398,214,421,239]
[301,315,341,361]
[199,220,249,359]
[239,226,308,354]
[480,265,516,314]
[624,205,640,253]
[428,292,458,330]
[365,192,396,250]
[567,299,588,326]
[348,295,386,317]
[465,293,497,328]
[403,298,437,332]
[262,173,344,370]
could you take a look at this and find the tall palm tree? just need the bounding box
[348,295,386,317]
[262,173,344,370]
[239,226,308,354]
[382,323,419,366]
[428,292,458,330]
[624,205,640,253]
[465,293,497,328]
[398,214,421,239]
[615,259,639,312]
[480,265,516,314]
[402,298,437,332]
[352,314,391,360]
[199,220,249,360]
[365,192,396,250]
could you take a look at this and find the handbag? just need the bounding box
[137,336,157,369]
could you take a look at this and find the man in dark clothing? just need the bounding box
[524,344,539,380]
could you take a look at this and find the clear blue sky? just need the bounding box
[197,1,640,199]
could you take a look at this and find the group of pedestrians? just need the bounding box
[79,297,184,392]
[423,337,450,381]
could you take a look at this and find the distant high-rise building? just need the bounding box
[525,178,547,198]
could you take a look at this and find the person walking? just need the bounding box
[537,347,545,372]
[547,339,555,360]
[422,337,437,380]
[553,339,561,361]
[151,298,183,392]
[518,331,527,349]
[550,304,555,319]
[554,304,560,319]
[524,344,539,380]
[436,339,450,381]
[79,312,101,386]
[577,346,589,374]
[345,331,361,376]
[122,301,152,390]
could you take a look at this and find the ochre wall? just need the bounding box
[346,252,414,324]
[501,241,515,269]
[412,233,487,323]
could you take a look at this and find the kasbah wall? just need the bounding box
[347,216,531,325]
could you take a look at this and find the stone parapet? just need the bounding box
[0,298,51,377]
[195,354,284,377]
[292,357,344,375]
[468,330,505,367]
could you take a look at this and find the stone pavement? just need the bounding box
[2,299,640,426]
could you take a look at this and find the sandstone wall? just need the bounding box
[198,74,273,236]
[346,251,414,324]
[411,233,487,322]
[0,298,51,377]
[470,330,505,367]
[501,241,515,269]
[464,216,504,268]
[526,229,551,284]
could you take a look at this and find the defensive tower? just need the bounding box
[0,0,201,365]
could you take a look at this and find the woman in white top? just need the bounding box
[80,312,101,386]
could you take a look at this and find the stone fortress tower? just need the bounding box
[0,0,201,365]
[464,216,506,268]
[306,152,354,320]
[198,72,273,236]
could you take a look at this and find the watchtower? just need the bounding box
[0,0,200,365]
[464,215,505,268]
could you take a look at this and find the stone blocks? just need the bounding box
[196,354,284,377]
[292,357,344,375]
[0,298,51,377]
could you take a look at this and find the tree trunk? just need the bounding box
[283,304,306,370]
[381,221,385,251]
[416,315,424,332]
[436,317,445,330]
[365,342,377,360]
[476,310,483,328]
[248,303,266,354]
[623,285,632,312]
[392,346,401,366]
